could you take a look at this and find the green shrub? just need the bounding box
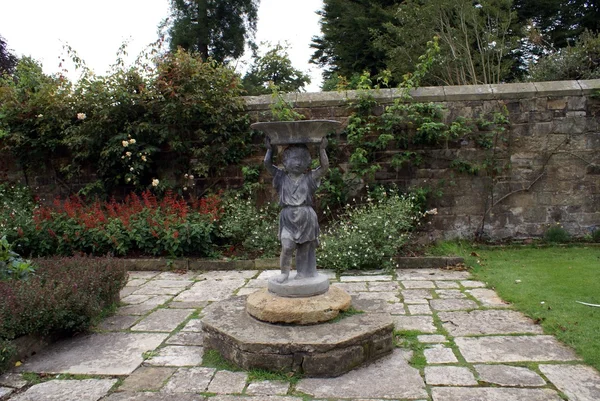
[0,256,127,373]
[543,223,571,243]
[0,49,251,196]
[215,192,279,257]
[317,190,422,273]
[0,236,36,280]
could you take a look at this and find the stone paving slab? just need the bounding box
[368,282,400,292]
[155,271,199,280]
[332,282,368,293]
[392,315,437,333]
[401,289,433,300]
[424,345,458,364]
[207,371,248,394]
[539,364,600,401]
[174,279,246,302]
[16,333,168,375]
[197,270,257,280]
[128,271,160,280]
[467,288,510,307]
[116,296,173,315]
[181,319,203,332]
[162,367,215,393]
[439,309,544,336]
[431,387,562,400]
[104,392,204,401]
[418,334,447,343]
[474,364,546,387]
[425,366,478,386]
[455,335,581,363]
[145,345,204,367]
[401,280,435,289]
[0,388,13,398]
[396,268,471,281]
[0,373,28,389]
[407,304,432,315]
[245,380,290,395]
[125,279,147,287]
[118,366,176,392]
[430,299,478,311]
[166,331,204,346]
[339,275,393,282]
[461,280,486,288]
[131,308,194,332]
[10,379,117,401]
[435,289,467,299]
[435,281,459,288]
[295,350,427,399]
[210,396,301,401]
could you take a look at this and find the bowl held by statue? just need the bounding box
[251,120,341,145]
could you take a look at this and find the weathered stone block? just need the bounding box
[202,296,394,377]
[534,80,582,96]
[491,83,537,99]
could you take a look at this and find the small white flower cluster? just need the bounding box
[182,173,195,191]
[152,178,160,187]
[77,112,86,120]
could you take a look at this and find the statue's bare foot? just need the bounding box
[295,273,306,280]
[274,272,289,283]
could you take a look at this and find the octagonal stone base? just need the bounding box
[247,287,351,324]
[202,296,394,377]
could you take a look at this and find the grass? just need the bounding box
[431,242,600,371]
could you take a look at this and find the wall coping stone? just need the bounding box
[244,80,600,111]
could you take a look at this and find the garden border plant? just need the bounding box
[0,253,127,374]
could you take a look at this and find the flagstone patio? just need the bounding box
[1,267,599,401]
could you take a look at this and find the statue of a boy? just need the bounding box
[264,136,329,284]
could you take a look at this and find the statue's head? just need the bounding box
[282,144,311,174]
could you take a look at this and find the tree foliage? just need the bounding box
[242,43,311,95]
[513,0,600,49]
[527,30,600,81]
[379,0,522,85]
[310,0,399,83]
[0,35,18,76]
[164,0,259,62]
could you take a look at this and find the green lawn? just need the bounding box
[434,243,600,371]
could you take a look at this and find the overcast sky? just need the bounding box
[1,0,324,91]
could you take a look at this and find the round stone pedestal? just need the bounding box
[247,286,351,324]
[268,272,329,297]
[202,296,394,377]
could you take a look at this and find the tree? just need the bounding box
[242,43,311,95]
[164,0,259,63]
[310,0,400,84]
[0,35,18,75]
[513,0,600,49]
[378,0,521,85]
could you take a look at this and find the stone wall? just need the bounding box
[2,80,599,240]
[246,80,600,240]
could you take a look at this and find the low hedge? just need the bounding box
[0,256,127,372]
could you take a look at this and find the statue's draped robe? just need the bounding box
[273,169,320,245]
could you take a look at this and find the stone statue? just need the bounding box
[264,136,329,291]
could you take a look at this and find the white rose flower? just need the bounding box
[122,141,129,147]
[152,178,159,187]
[129,138,136,144]
[77,113,86,120]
